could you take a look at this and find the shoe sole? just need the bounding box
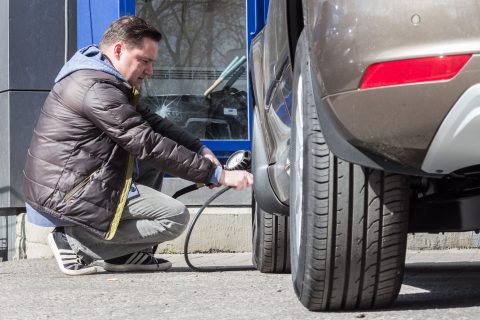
[47,233,97,276]
[102,260,172,272]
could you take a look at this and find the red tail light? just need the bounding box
[359,54,472,89]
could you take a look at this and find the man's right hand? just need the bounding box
[219,170,253,191]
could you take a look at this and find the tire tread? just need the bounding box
[290,32,409,311]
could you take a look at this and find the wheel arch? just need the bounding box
[252,107,289,216]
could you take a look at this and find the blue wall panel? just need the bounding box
[77,0,135,48]
[119,0,135,16]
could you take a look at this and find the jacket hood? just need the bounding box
[54,45,126,83]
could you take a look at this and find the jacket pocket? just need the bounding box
[64,170,98,202]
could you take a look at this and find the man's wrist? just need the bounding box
[209,165,223,184]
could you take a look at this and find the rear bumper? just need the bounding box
[308,55,438,176]
[314,54,480,175]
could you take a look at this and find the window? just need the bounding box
[137,0,248,140]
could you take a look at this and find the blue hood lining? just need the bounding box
[54,45,126,83]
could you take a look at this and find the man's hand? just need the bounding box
[201,147,221,166]
[219,170,253,191]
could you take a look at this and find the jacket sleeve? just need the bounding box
[137,102,204,153]
[82,81,216,183]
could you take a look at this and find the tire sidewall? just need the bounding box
[290,32,309,295]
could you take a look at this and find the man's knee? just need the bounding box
[167,202,190,236]
[176,205,190,230]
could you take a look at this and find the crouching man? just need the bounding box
[23,16,252,275]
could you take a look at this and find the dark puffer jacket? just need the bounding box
[23,69,216,239]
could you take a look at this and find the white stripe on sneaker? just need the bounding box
[131,253,146,264]
[136,254,149,265]
[125,252,139,264]
[58,249,75,254]
[62,258,81,264]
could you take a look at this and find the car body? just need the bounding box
[249,0,480,311]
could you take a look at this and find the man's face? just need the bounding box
[114,37,158,89]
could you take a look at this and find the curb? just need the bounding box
[14,211,480,260]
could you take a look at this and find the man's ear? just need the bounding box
[112,42,123,59]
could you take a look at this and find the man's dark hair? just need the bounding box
[100,16,162,49]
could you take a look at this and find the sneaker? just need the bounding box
[103,251,172,272]
[47,228,97,276]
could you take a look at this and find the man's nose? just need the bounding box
[145,63,154,76]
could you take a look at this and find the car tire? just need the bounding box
[289,32,410,311]
[252,195,291,273]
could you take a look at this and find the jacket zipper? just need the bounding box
[105,154,134,240]
[64,170,97,202]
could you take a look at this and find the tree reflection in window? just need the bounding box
[137,0,248,140]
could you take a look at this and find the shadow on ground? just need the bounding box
[391,261,480,310]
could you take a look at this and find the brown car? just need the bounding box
[250,0,480,311]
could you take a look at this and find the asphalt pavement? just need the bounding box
[2,250,480,319]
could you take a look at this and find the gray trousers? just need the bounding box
[65,184,190,261]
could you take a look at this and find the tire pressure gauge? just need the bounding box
[224,150,252,171]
